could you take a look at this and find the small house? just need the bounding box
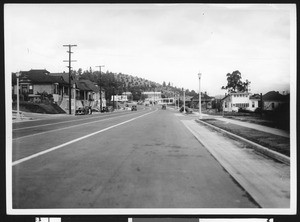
[262,91,289,111]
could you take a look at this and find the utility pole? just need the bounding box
[198,73,202,119]
[260,93,263,118]
[96,65,105,112]
[63,44,77,114]
[16,72,21,120]
[183,87,185,113]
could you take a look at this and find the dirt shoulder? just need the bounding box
[200,118,290,157]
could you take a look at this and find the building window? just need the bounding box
[54,84,58,94]
[235,103,249,108]
[252,101,255,108]
[21,85,28,94]
[29,85,33,94]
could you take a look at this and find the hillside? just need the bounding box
[76,68,198,100]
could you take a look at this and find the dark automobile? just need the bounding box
[101,107,109,113]
[131,105,137,111]
[179,106,193,114]
[162,104,166,110]
[76,106,92,115]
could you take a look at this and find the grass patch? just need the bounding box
[201,119,290,157]
[200,110,290,131]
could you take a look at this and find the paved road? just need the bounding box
[11,106,259,208]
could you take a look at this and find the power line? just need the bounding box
[63,44,77,114]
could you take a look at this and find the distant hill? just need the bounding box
[75,68,198,100]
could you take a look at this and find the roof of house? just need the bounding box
[220,91,251,101]
[178,95,193,101]
[262,91,289,102]
[49,72,76,84]
[142,91,162,95]
[192,93,214,102]
[76,79,99,92]
[12,69,68,84]
[250,94,261,100]
[229,92,250,95]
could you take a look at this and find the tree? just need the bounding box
[221,70,250,92]
[77,68,82,76]
[189,90,197,97]
[140,94,148,101]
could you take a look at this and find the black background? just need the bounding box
[1,0,298,222]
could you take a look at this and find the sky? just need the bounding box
[4,4,296,96]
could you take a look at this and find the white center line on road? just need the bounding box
[12,109,158,166]
[13,111,132,131]
[13,111,143,140]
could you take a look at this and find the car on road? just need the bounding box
[131,105,137,111]
[76,106,92,115]
[179,106,193,114]
[101,107,109,113]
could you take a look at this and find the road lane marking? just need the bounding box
[13,110,148,140]
[12,109,157,166]
[13,111,133,131]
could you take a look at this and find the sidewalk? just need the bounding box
[190,112,289,138]
[12,111,72,123]
[181,119,290,208]
[12,109,128,123]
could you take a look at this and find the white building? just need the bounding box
[222,92,260,112]
[111,95,128,102]
[142,91,162,104]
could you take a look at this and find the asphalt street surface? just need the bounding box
[11,105,259,208]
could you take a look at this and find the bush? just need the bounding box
[238,107,251,113]
[254,107,262,113]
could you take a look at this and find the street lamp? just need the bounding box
[16,72,21,120]
[198,73,202,119]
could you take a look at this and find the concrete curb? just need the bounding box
[196,119,290,166]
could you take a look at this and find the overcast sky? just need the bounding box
[4,4,296,96]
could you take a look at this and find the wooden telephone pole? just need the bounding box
[96,65,105,112]
[63,44,77,114]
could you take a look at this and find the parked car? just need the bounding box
[76,106,92,115]
[179,106,193,114]
[101,107,109,113]
[131,105,137,111]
